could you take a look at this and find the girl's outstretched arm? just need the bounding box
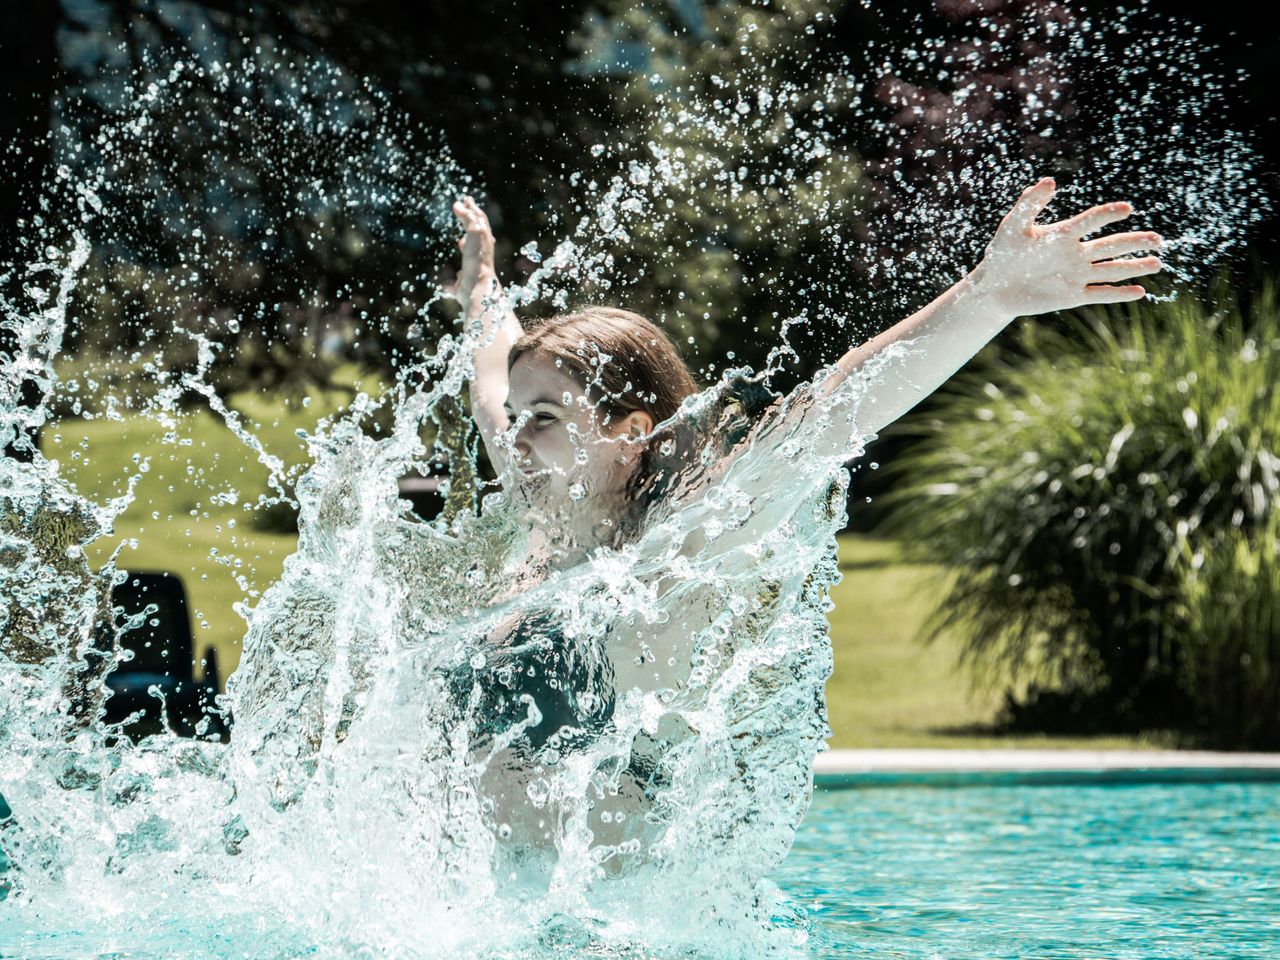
[446,196,524,475]
[814,177,1163,439]
[678,179,1164,556]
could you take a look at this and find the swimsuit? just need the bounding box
[446,613,615,758]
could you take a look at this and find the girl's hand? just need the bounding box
[973,177,1164,317]
[443,195,497,303]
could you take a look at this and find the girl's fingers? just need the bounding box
[463,195,491,225]
[1091,255,1162,280]
[453,195,493,247]
[1084,283,1148,304]
[1083,231,1162,261]
[1061,202,1133,239]
[1006,177,1057,231]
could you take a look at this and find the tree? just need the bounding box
[554,0,871,386]
[0,2,61,460]
[8,0,613,409]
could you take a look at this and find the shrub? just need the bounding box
[1174,512,1280,749]
[873,278,1280,738]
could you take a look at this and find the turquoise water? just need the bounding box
[778,781,1280,959]
[5,780,1277,958]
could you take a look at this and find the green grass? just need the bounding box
[43,384,1157,750]
[43,377,375,683]
[825,534,1163,750]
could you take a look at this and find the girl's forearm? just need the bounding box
[820,267,1015,437]
[465,269,523,467]
[467,270,523,394]
[724,181,1158,508]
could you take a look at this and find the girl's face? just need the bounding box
[503,351,651,504]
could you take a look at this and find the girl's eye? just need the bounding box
[534,413,557,423]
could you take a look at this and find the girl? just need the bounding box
[447,180,1160,558]
[438,182,1162,855]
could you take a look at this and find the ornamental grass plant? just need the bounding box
[1174,511,1280,749]
[873,278,1280,743]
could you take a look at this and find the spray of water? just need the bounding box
[0,3,1267,956]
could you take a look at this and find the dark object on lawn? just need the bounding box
[398,474,448,521]
[104,572,227,741]
[251,450,455,535]
[399,449,454,522]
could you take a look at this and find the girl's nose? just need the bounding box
[513,428,532,460]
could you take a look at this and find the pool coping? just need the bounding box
[813,749,1280,788]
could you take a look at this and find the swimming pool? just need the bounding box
[777,779,1280,959]
[4,778,1276,957]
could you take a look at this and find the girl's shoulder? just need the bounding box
[636,371,779,520]
[714,372,779,450]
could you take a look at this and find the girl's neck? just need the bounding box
[537,493,635,570]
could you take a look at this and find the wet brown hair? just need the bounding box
[508,306,698,429]
[508,306,700,516]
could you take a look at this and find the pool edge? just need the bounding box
[813,748,1280,788]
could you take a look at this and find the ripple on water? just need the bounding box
[775,781,1280,959]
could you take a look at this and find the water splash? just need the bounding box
[0,3,1268,957]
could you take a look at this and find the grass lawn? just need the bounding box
[43,378,369,683]
[825,535,1162,750]
[44,385,1158,751]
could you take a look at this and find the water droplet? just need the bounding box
[526,779,550,807]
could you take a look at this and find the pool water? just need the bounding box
[5,780,1276,958]
[776,781,1280,959]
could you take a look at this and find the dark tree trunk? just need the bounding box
[1,1,62,461]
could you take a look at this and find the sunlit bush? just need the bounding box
[873,279,1280,740]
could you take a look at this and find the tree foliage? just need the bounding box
[9,0,1084,401]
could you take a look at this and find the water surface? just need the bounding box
[778,781,1280,959]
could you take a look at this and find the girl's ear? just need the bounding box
[625,410,655,438]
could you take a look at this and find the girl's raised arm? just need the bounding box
[811,177,1163,441]
[446,196,524,476]
[670,179,1164,559]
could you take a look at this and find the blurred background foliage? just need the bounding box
[1175,509,1280,749]
[876,279,1280,746]
[13,0,1272,394]
[3,0,1279,746]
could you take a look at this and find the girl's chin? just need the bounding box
[507,469,625,509]
[506,470,563,505]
